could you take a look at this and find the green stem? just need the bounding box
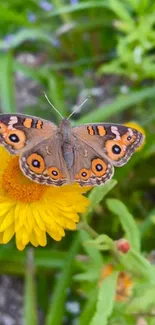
[78,222,99,238]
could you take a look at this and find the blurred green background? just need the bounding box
[0,0,155,324]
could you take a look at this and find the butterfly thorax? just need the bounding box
[58,118,74,170]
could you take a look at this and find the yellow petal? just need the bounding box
[3,225,14,243]
[36,232,47,246]
[0,203,14,218]
[0,208,14,231]
[15,207,27,232]
[33,222,44,238]
[26,205,35,230]
[30,231,39,247]
[22,229,30,246]
[16,237,25,251]
[47,228,63,241]
[31,207,45,231]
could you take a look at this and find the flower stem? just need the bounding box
[78,222,98,238]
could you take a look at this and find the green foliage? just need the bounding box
[90,272,118,325]
[107,199,141,251]
[24,249,38,325]
[99,0,155,82]
[0,0,155,324]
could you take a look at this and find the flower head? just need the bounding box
[124,122,146,151]
[0,147,90,250]
[99,264,133,301]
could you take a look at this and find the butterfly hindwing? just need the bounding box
[20,137,70,186]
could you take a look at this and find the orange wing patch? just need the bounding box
[97,126,106,136]
[36,120,43,129]
[87,126,95,136]
[23,118,33,129]
[0,122,8,134]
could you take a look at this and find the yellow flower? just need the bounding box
[124,122,146,151]
[99,264,133,301]
[0,147,90,250]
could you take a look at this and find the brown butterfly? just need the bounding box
[0,114,144,186]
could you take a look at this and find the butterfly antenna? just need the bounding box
[67,97,89,120]
[44,92,64,119]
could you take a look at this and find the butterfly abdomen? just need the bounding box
[59,119,74,170]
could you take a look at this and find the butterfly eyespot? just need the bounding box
[81,172,87,177]
[92,158,107,177]
[95,163,103,171]
[5,129,26,149]
[27,153,45,174]
[52,170,58,176]
[75,168,91,181]
[32,159,40,168]
[105,140,125,161]
[112,144,122,154]
[47,167,64,180]
[121,131,136,146]
[8,133,20,143]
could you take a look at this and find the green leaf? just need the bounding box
[90,271,118,325]
[0,29,57,50]
[47,74,67,120]
[24,249,37,325]
[126,286,155,313]
[77,87,155,123]
[14,60,44,83]
[83,180,117,222]
[139,209,155,237]
[0,52,16,113]
[74,268,99,282]
[107,0,133,22]
[79,288,98,325]
[45,236,79,325]
[79,230,103,267]
[0,4,29,25]
[118,249,155,282]
[48,2,108,17]
[86,234,115,252]
[106,199,140,252]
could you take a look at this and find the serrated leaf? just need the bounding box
[90,271,118,325]
[106,199,140,252]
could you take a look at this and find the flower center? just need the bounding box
[2,157,47,203]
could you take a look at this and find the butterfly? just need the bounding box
[0,114,144,186]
